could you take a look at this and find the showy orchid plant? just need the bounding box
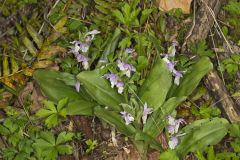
[34,29,229,160]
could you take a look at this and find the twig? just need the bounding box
[201,0,234,53]
[182,0,196,52]
[38,0,61,34]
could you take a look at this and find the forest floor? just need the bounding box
[0,0,240,160]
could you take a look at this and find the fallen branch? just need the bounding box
[184,0,240,122]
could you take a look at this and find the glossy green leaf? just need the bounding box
[94,106,136,137]
[33,70,86,101]
[143,96,186,137]
[139,59,172,110]
[176,118,229,158]
[33,70,95,116]
[67,100,95,116]
[77,70,124,111]
[160,150,179,160]
[168,57,213,98]
[135,132,162,151]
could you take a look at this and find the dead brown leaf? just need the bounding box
[156,0,193,14]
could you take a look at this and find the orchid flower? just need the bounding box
[168,136,179,149]
[103,74,119,88]
[86,29,100,41]
[167,115,186,135]
[173,70,183,85]
[116,81,124,94]
[76,54,89,70]
[69,41,81,55]
[125,48,135,54]
[104,73,124,94]
[117,60,136,77]
[142,103,153,124]
[120,111,134,125]
[162,57,176,73]
[70,41,89,53]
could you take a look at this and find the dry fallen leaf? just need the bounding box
[156,0,193,14]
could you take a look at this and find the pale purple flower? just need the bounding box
[87,29,100,35]
[104,74,119,88]
[125,48,135,54]
[142,103,153,124]
[70,41,89,53]
[162,57,175,72]
[120,111,134,125]
[76,54,89,70]
[168,136,178,149]
[116,81,124,94]
[117,60,136,77]
[75,81,81,92]
[167,115,186,135]
[69,41,81,55]
[79,43,89,53]
[173,70,183,85]
[86,29,100,41]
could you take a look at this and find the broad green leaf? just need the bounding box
[135,132,162,151]
[207,146,215,160]
[67,100,96,116]
[143,96,186,137]
[33,70,87,102]
[136,56,149,71]
[94,106,136,137]
[55,72,76,86]
[176,118,229,158]
[77,70,124,111]
[229,123,240,137]
[139,59,172,110]
[34,70,95,116]
[168,57,213,98]
[160,150,179,160]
